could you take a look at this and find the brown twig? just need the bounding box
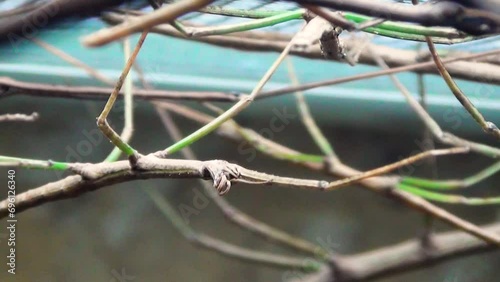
[287,58,339,162]
[82,0,215,46]
[155,106,331,257]
[426,37,500,140]
[0,156,323,218]
[325,147,469,190]
[368,46,500,158]
[0,77,238,102]
[144,186,317,271]
[305,222,500,281]
[287,0,500,35]
[102,12,500,85]
[303,5,356,31]
[157,102,500,246]
[1,46,497,104]
[29,38,115,86]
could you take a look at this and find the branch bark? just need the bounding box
[288,0,500,35]
[300,223,500,281]
[0,77,238,102]
[0,156,329,218]
[157,102,500,246]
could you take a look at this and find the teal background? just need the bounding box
[0,12,499,282]
[0,19,499,136]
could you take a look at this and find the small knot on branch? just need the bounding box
[485,121,499,133]
[201,160,241,196]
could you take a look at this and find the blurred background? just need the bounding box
[0,0,499,281]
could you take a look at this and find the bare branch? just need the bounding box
[102,12,500,85]
[145,186,317,271]
[287,0,500,35]
[82,0,215,46]
[426,37,500,140]
[0,77,238,102]
[299,223,500,282]
[155,107,330,257]
[0,156,326,218]
[158,102,500,246]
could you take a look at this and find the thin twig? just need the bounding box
[186,10,304,37]
[259,49,500,99]
[369,46,500,158]
[287,0,500,35]
[287,58,339,162]
[401,161,500,190]
[325,148,469,190]
[159,102,500,246]
[29,38,115,86]
[144,187,319,271]
[414,34,437,251]
[398,184,500,205]
[96,30,149,163]
[0,156,68,170]
[82,0,215,46]
[104,36,135,162]
[0,77,238,102]
[102,12,500,84]
[426,37,500,140]
[156,24,306,157]
[303,5,356,31]
[154,106,331,258]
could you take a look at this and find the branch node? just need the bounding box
[323,156,338,174]
[419,232,437,258]
[128,152,142,169]
[485,121,499,133]
[201,160,240,195]
[70,163,100,180]
[318,180,329,191]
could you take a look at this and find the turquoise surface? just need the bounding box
[0,18,498,136]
